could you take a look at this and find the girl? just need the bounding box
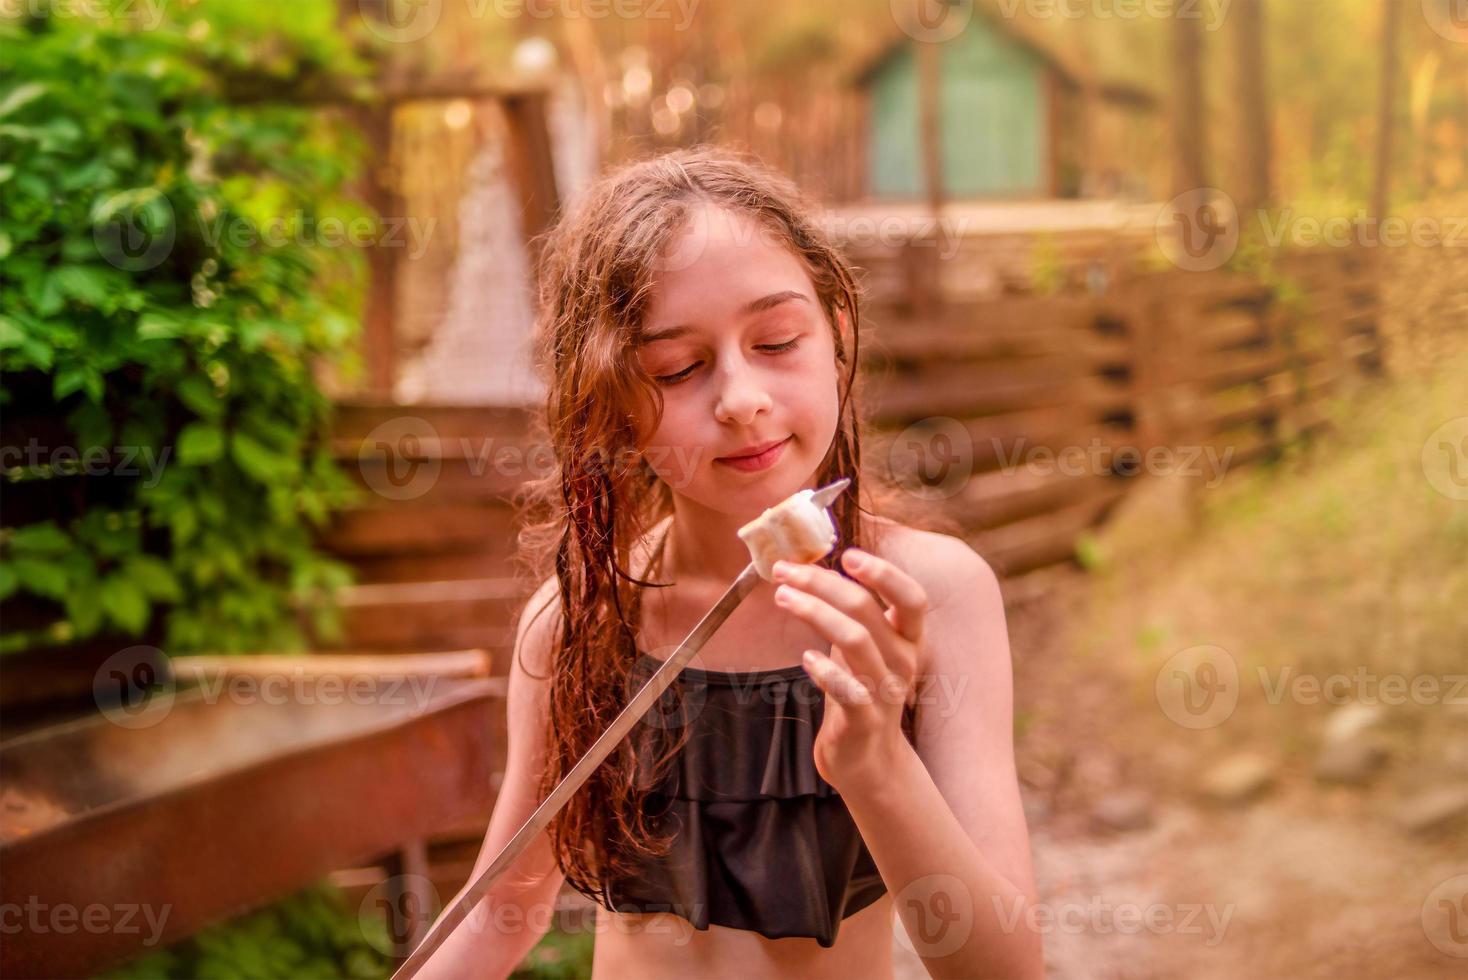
[419,147,1042,979]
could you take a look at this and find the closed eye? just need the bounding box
[653,338,801,386]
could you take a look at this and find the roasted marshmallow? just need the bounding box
[737,488,838,582]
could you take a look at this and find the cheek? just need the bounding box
[640,402,705,485]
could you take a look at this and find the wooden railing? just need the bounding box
[855,244,1383,584]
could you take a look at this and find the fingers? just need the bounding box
[801,649,873,707]
[773,567,889,686]
[839,547,928,646]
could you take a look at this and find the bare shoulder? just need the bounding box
[864,518,1005,677]
[864,517,1000,611]
[512,574,563,680]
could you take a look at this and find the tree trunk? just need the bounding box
[1233,0,1271,212]
[1371,0,1403,227]
[1170,9,1208,197]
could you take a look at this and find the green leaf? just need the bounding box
[169,501,198,544]
[67,398,114,450]
[0,316,23,350]
[53,265,112,308]
[177,374,223,419]
[64,579,104,637]
[230,432,284,483]
[136,313,181,340]
[100,576,150,634]
[177,423,225,465]
[11,558,67,599]
[0,83,46,120]
[124,555,182,602]
[7,521,71,556]
[0,564,17,600]
[53,364,101,402]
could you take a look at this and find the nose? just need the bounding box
[712,354,773,427]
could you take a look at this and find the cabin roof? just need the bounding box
[849,5,1159,109]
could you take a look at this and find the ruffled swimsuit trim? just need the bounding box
[565,650,917,948]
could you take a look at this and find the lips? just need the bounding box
[718,437,789,461]
[714,435,791,473]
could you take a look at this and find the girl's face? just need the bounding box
[635,203,843,515]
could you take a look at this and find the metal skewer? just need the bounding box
[391,477,851,979]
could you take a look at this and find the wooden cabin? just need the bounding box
[852,14,1163,201]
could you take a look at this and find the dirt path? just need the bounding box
[897,571,1468,980]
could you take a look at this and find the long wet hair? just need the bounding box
[510,145,956,902]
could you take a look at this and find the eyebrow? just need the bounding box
[637,290,810,346]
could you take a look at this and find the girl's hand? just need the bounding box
[771,547,929,792]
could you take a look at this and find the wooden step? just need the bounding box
[328,579,531,664]
[329,402,536,455]
[322,502,521,558]
[971,487,1127,577]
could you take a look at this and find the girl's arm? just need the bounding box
[841,543,1042,980]
[414,580,568,980]
[775,538,1044,979]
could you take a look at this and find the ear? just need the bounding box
[835,307,852,344]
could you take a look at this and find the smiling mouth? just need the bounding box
[715,436,791,471]
[719,437,789,461]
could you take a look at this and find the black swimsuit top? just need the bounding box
[569,649,919,948]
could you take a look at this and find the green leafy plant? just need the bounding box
[101,880,391,980]
[511,925,597,980]
[0,3,373,655]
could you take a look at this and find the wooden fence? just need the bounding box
[857,243,1385,590]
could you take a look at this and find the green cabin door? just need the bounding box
[868,20,1047,198]
[868,44,923,198]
